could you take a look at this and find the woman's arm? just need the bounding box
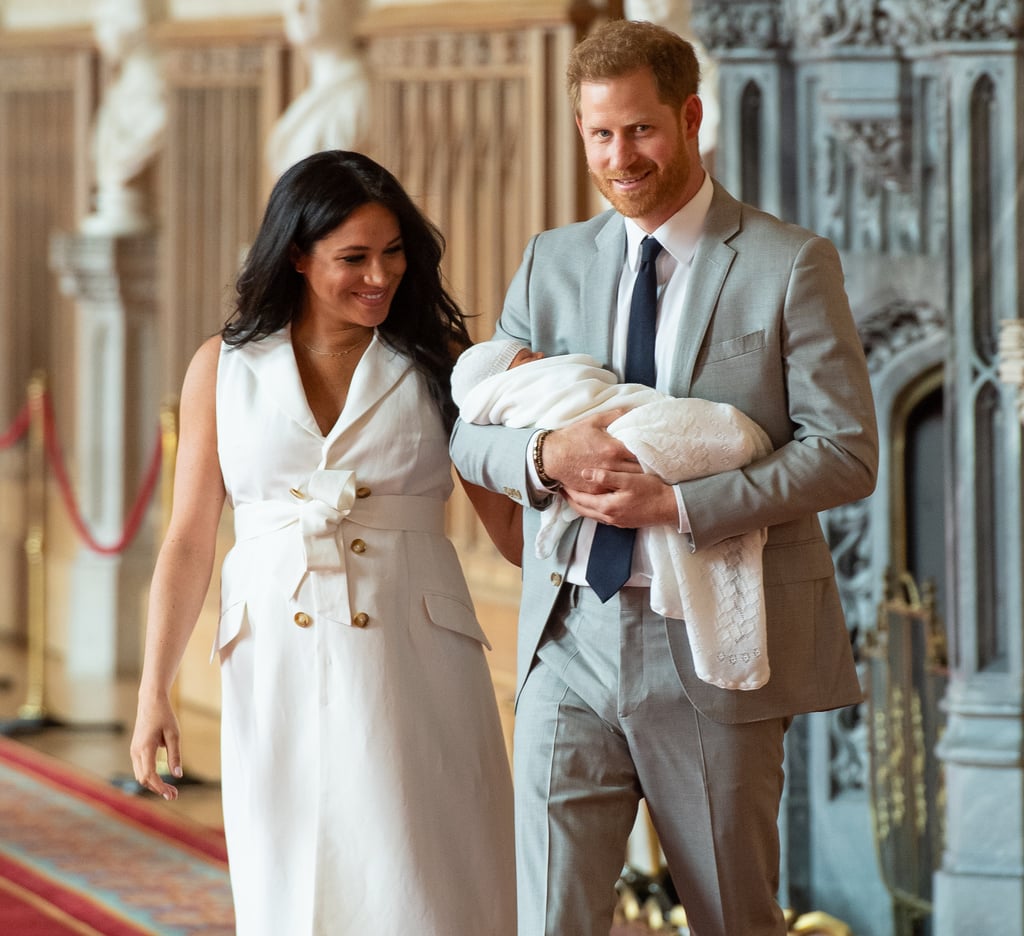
[129,336,226,800]
[459,475,523,567]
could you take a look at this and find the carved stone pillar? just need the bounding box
[49,233,159,676]
[913,8,1024,933]
[692,0,792,218]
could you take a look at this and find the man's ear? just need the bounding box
[682,94,703,140]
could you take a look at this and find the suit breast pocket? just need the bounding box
[697,329,766,367]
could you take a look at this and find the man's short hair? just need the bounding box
[566,19,701,114]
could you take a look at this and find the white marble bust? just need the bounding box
[266,0,371,178]
[84,0,168,235]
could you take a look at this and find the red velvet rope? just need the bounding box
[41,392,164,556]
[0,401,30,449]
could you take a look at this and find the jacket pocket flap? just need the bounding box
[763,540,835,585]
[210,599,247,663]
[423,592,492,650]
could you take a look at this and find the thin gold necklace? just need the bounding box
[298,332,372,358]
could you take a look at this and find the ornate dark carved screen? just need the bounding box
[865,571,947,936]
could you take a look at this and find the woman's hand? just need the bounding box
[130,691,183,801]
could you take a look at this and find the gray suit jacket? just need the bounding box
[451,180,879,724]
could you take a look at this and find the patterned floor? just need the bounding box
[0,736,234,935]
[0,734,686,935]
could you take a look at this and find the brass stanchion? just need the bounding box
[0,400,32,693]
[14,373,48,724]
[1,373,123,737]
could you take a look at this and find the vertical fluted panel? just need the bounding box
[0,46,89,641]
[363,20,586,597]
[158,42,278,397]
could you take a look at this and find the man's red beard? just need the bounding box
[590,143,692,220]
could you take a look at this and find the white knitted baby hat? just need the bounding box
[451,339,529,407]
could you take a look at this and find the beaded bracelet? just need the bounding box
[533,429,560,490]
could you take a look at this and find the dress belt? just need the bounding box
[230,469,447,624]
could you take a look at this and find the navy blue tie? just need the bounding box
[585,236,663,602]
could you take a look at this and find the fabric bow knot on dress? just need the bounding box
[297,468,359,572]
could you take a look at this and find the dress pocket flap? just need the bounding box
[210,599,247,663]
[423,592,492,650]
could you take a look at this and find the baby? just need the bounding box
[451,339,775,691]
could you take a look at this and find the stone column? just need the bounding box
[49,234,159,676]
[692,0,789,217]
[927,12,1024,932]
[47,0,166,677]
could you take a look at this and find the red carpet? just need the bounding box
[0,735,672,935]
[0,735,233,935]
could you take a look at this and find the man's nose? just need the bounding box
[606,137,636,171]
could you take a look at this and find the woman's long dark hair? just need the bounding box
[225,150,471,429]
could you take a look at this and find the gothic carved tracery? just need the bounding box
[691,1,785,51]
[694,0,1024,55]
[786,0,898,48]
[891,0,1024,44]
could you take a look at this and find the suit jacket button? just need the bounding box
[352,612,370,628]
[356,486,372,498]
[293,611,312,628]
[550,573,562,586]
[350,538,367,554]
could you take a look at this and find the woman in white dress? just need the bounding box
[130,150,518,935]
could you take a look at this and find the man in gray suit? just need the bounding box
[450,19,878,936]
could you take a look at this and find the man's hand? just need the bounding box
[541,410,679,528]
[562,470,678,528]
[541,410,641,492]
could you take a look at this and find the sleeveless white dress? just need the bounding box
[212,327,515,935]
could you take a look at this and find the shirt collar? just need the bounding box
[624,170,713,271]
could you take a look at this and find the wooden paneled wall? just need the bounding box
[153,18,290,398]
[0,31,95,641]
[359,1,594,603]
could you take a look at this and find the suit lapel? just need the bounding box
[580,214,626,365]
[670,182,741,398]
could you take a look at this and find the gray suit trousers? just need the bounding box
[514,584,789,936]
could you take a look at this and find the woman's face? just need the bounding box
[293,202,407,331]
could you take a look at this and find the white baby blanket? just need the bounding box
[456,352,773,691]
